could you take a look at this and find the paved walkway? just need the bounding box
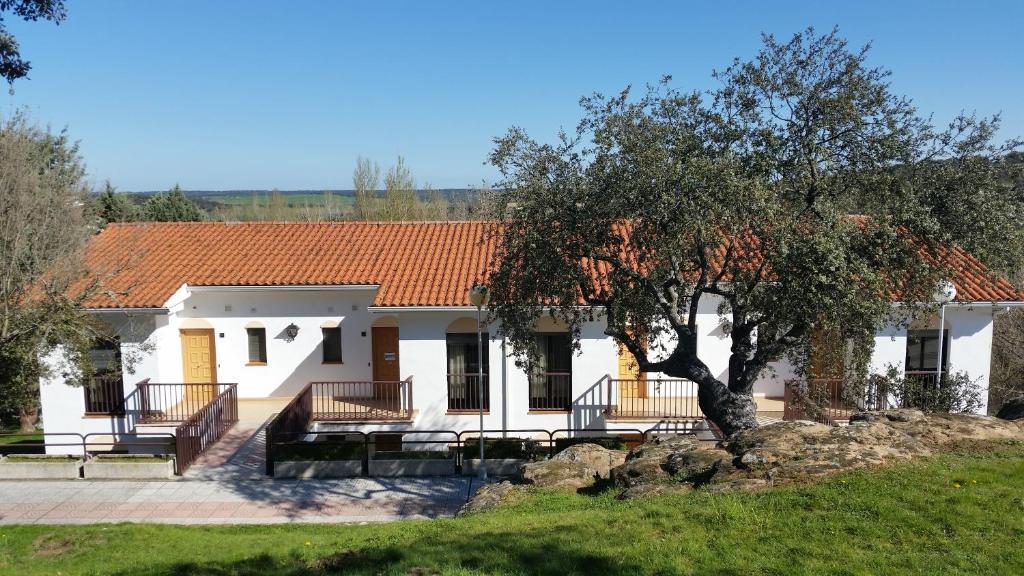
[0,477,477,525]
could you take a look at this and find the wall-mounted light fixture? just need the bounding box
[285,323,300,341]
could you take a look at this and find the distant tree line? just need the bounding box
[92,156,485,226]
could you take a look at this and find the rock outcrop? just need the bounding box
[609,410,1024,498]
[462,410,1024,511]
[520,443,627,490]
[996,396,1024,421]
[459,481,523,514]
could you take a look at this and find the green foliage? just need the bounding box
[0,111,112,430]
[94,181,138,224]
[142,185,205,222]
[1,445,1023,574]
[371,450,452,460]
[871,365,984,414]
[462,437,539,459]
[0,1,66,84]
[486,27,1024,434]
[382,156,417,220]
[553,436,629,452]
[274,441,365,462]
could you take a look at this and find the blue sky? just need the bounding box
[5,0,1023,191]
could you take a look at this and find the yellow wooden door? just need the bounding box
[180,329,217,406]
[617,341,647,398]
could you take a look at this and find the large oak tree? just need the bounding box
[486,28,1024,436]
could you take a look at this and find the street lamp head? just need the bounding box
[284,323,300,340]
[933,280,957,304]
[468,284,490,308]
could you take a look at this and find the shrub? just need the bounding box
[462,437,538,460]
[873,365,983,414]
[275,441,364,462]
[553,436,629,452]
[372,450,452,461]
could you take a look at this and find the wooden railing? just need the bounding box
[83,374,126,415]
[264,378,413,474]
[133,382,237,423]
[606,378,701,419]
[447,373,489,411]
[174,384,239,474]
[529,372,572,411]
[264,383,314,475]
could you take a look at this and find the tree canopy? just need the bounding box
[0,0,66,84]
[486,27,1024,435]
[142,185,205,222]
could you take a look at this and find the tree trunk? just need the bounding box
[696,380,759,437]
[660,353,760,436]
[18,407,38,433]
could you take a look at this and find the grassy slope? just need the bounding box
[1,444,1022,575]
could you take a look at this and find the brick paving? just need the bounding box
[0,477,476,525]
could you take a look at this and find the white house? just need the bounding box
[39,221,1024,462]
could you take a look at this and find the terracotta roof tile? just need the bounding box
[77,221,1023,309]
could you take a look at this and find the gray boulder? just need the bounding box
[520,443,627,490]
[996,397,1024,421]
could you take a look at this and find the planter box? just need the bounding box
[0,455,82,479]
[274,460,363,479]
[83,456,175,479]
[462,459,527,477]
[369,457,456,477]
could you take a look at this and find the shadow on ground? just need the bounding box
[105,526,652,576]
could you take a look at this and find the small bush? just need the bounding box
[373,450,452,461]
[462,437,538,460]
[553,436,629,452]
[874,366,983,414]
[275,441,365,462]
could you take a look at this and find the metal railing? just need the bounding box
[131,381,238,423]
[447,373,489,411]
[267,424,717,477]
[310,378,414,421]
[528,371,572,411]
[0,431,176,469]
[174,384,239,474]
[782,378,889,426]
[905,370,942,389]
[84,374,126,415]
[606,377,701,419]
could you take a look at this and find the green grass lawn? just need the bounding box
[1,443,1023,575]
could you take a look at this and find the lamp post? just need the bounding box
[468,284,490,482]
[932,280,957,386]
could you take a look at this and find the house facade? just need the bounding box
[40,221,1024,454]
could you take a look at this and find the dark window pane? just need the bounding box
[905,330,948,372]
[529,333,572,410]
[446,332,489,410]
[247,328,267,363]
[322,327,343,363]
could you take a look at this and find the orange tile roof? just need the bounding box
[78,221,1022,309]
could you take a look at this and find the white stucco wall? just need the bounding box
[39,288,1001,442]
[945,305,995,414]
[171,287,377,398]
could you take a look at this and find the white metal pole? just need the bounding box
[935,304,946,387]
[477,304,487,482]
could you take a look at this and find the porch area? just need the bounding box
[603,377,786,420]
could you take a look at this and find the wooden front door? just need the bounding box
[617,341,648,399]
[180,329,217,405]
[372,326,400,398]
